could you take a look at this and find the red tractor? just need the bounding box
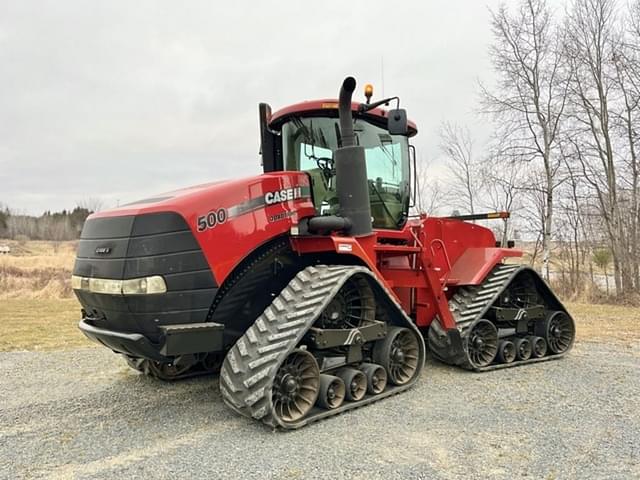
[73,77,575,429]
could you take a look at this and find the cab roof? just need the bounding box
[269,99,418,137]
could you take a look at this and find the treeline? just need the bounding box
[0,206,95,241]
[421,0,640,301]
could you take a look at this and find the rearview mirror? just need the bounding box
[388,109,408,135]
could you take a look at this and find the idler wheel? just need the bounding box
[465,319,498,368]
[336,368,367,401]
[317,374,346,410]
[373,327,421,386]
[360,363,387,394]
[528,335,547,358]
[497,340,516,364]
[271,349,320,423]
[514,337,532,361]
[544,311,575,354]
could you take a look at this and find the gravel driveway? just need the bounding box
[1,340,638,480]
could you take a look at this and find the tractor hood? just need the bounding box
[73,171,316,341]
[80,171,316,285]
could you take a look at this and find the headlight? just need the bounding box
[122,276,167,295]
[89,277,123,295]
[71,275,83,290]
[71,275,166,295]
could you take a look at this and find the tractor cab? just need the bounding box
[259,89,417,230]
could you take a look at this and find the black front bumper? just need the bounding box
[80,318,167,361]
[79,318,225,361]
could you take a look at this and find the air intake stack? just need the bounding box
[335,77,372,237]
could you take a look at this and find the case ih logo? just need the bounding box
[196,186,310,233]
[265,187,303,206]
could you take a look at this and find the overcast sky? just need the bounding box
[0,0,511,215]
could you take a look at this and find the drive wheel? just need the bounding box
[373,327,421,386]
[316,275,375,329]
[465,319,498,368]
[272,349,320,423]
[545,311,575,354]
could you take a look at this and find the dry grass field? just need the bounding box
[0,240,76,299]
[0,298,89,351]
[0,240,91,350]
[0,240,637,352]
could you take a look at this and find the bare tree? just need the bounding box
[413,156,444,216]
[563,0,636,295]
[556,150,592,294]
[611,1,640,290]
[77,197,104,213]
[0,203,8,236]
[438,122,479,215]
[481,0,570,280]
[481,138,525,245]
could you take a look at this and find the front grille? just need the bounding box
[73,212,218,338]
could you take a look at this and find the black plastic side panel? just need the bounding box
[126,231,200,258]
[81,215,136,239]
[74,213,214,281]
[131,212,190,236]
[73,259,128,279]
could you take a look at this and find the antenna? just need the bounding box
[380,56,385,98]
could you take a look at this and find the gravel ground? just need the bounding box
[0,341,638,480]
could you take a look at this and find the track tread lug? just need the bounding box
[246,328,259,345]
[226,349,242,374]
[248,352,280,369]
[236,339,249,357]
[255,318,268,333]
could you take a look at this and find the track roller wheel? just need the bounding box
[360,363,387,394]
[544,311,575,354]
[272,350,320,423]
[465,319,498,368]
[336,368,367,401]
[514,337,532,361]
[528,336,547,358]
[373,327,421,386]
[317,374,346,410]
[497,340,516,364]
[148,360,192,380]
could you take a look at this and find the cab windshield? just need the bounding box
[281,116,410,229]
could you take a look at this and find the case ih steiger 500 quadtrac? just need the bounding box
[73,77,575,429]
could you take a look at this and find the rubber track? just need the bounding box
[428,264,573,371]
[219,265,426,429]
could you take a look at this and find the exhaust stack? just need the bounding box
[335,77,372,237]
